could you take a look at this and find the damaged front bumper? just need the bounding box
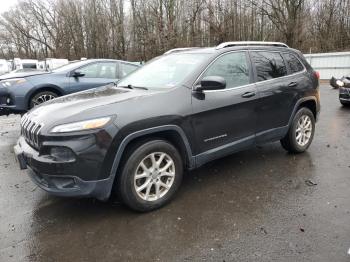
[14,136,114,201]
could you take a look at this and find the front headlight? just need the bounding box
[51,117,112,133]
[336,80,344,87]
[1,78,27,87]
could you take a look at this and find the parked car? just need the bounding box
[330,75,350,106]
[44,58,69,70]
[13,58,39,70]
[0,59,139,114]
[14,42,320,212]
[0,59,11,75]
[38,59,70,71]
[330,76,339,89]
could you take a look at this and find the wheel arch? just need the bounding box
[289,96,318,127]
[297,99,317,120]
[105,125,195,198]
[26,84,64,109]
[113,125,194,171]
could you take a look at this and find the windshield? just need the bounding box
[117,53,210,89]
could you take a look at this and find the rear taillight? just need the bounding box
[314,71,320,79]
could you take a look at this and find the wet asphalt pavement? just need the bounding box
[0,85,350,262]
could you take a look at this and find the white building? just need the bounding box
[304,51,350,80]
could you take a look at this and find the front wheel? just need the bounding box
[280,108,315,153]
[29,91,58,109]
[117,140,183,212]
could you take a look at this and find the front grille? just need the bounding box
[20,114,44,149]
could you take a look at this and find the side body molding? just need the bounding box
[104,96,319,199]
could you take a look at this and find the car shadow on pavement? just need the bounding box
[26,142,316,261]
[339,105,350,112]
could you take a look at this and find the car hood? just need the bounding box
[26,84,154,129]
[0,71,50,80]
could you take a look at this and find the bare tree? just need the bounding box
[0,0,349,60]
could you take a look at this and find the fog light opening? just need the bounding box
[50,147,76,162]
[6,97,11,105]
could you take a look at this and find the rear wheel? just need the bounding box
[117,140,183,212]
[280,108,315,153]
[29,91,58,109]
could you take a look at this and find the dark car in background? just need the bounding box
[14,41,320,212]
[331,75,350,106]
[0,59,139,115]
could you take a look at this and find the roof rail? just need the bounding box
[215,41,289,49]
[164,47,199,55]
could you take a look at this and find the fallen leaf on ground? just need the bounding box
[305,179,317,186]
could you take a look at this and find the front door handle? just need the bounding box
[241,91,256,98]
[288,82,298,87]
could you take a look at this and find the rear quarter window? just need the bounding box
[250,51,287,82]
[284,53,305,74]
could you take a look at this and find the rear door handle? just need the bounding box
[241,91,256,98]
[288,82,298,87]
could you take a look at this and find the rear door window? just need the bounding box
[251,51,287,81]
[284,53,304,74]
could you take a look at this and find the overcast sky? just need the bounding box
[0,0,18,14]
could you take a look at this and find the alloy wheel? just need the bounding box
[134,152,175,201]
[295,115,313,147]
[32,94,56,106]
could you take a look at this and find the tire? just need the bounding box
[117,140,183,212]
[280,108,315,153]
[29,91,58,109]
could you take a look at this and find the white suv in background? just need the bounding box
[0,60,11,75]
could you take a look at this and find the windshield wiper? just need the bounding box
[118,84,148,90]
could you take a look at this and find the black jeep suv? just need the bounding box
[14,42,320,212]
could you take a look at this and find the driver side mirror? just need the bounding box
[194,76,226,92]
[72,71,85,77]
